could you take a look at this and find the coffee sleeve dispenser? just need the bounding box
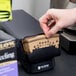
[0,10,61,73]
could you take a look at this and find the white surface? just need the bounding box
[12,0,50,19]
[12,0,35,16]
[34,0,50,19]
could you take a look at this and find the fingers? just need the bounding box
[46,21,63,38]
[39,10,59,38]
[39,13,52,35]
[39,9,63,38]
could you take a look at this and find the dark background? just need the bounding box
[19,50,76,76]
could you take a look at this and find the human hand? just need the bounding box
[39,8,76,38]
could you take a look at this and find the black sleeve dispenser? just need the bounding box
[0,10,61,73]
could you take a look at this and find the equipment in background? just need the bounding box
[59,32,76,54]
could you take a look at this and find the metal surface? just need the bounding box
[50,0,69,9]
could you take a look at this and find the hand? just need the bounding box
[39,8,76,38]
